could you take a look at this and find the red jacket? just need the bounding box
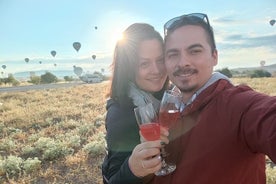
[152,79,276,184]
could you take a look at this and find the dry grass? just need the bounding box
[0,82,108,184]
[0,78,275,184]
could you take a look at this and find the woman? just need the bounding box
[102,23,169,184]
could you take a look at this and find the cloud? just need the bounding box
[213,16,237,24]
[218,33,276,50]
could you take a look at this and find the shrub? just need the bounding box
[34,137,72,161]
[23,157,41,174]
[216,67,233,78]
[28,75,41,85]
[1,155,23,177]
[40,72,58,84]
[0,139,16,153]
[64,76,74,82]
[250,70,272,78]
[82,132,105,156]
[1,74,20,86]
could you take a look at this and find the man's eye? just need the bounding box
[190,49,201,54]
[167,53,178,59]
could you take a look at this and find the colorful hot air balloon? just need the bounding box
[39,61,42,64]
[51,50,57,57]
[94,26,98,30]
[1,65,6,69]
[269,19,275,26]
[25,58,29,63]
[73,42,81,52]
[92,55,96,60]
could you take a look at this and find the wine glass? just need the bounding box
[134,103,160,141]
[155,89,182,176]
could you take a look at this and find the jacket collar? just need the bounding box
[181,74,232,116]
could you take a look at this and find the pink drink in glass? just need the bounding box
[139,122,160,141]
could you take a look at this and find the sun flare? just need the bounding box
[110,30,125,46]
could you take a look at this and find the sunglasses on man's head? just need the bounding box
[164,13,210,36]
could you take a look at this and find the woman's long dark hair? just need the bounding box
[108,23,168,106]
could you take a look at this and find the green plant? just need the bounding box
[23,157,41,174]
[34,137,72,161]
[40,72,58,84]
[0,139,16,153]
[1,155,23,177]
[216,67,233,78]
[82,132,105,156]
[28,75,41,85]
[64,76,74,82]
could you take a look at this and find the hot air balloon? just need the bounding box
[39,61,42,64]
[51,50,57,57]
[73,65,83,76]
[73,42,81,52]
[25,58,29,63]
[54,63,57,67]
[260,60,265,67]
[2,65,6,69]
[92,55,96,60]
[94,26,98,30]
[269,19,275,26]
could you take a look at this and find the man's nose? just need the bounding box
[178,54,190,67]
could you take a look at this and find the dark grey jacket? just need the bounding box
[102,99,142,184]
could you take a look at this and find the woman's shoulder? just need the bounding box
[105,98,137,131]
[106,98,134,118]
[106,98,134,111]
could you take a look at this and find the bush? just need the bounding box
[34,137,72,161]
[28,76,41,85]
[0,155,23,177]
[40,72,58,84]
[23,157,41,174]
[250,70,272,78]
[82,132,105,156]
[216,68,232,78]
[0,74,20,86]
[64,76,74,82]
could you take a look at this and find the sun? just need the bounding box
[110,30,124,45]
[110,30,125,45]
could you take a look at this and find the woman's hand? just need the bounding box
[128,140,162,177]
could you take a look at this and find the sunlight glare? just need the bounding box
[113,31,124,42]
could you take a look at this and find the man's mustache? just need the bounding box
[173,67,198,76]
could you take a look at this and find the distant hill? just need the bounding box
[14,70,77,80]
[12,63,276,80]
[230,63,276,74]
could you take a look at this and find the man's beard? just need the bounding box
[172,67,198,93]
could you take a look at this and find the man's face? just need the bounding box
[165,25,217,98]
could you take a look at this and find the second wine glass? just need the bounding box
[155,89,182,176]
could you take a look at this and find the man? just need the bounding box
[152,13,276,184]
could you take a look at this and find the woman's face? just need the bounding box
[135,39,167,93]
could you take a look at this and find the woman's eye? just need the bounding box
[140,62,149,68]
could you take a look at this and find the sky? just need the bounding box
[0,0,275,76]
